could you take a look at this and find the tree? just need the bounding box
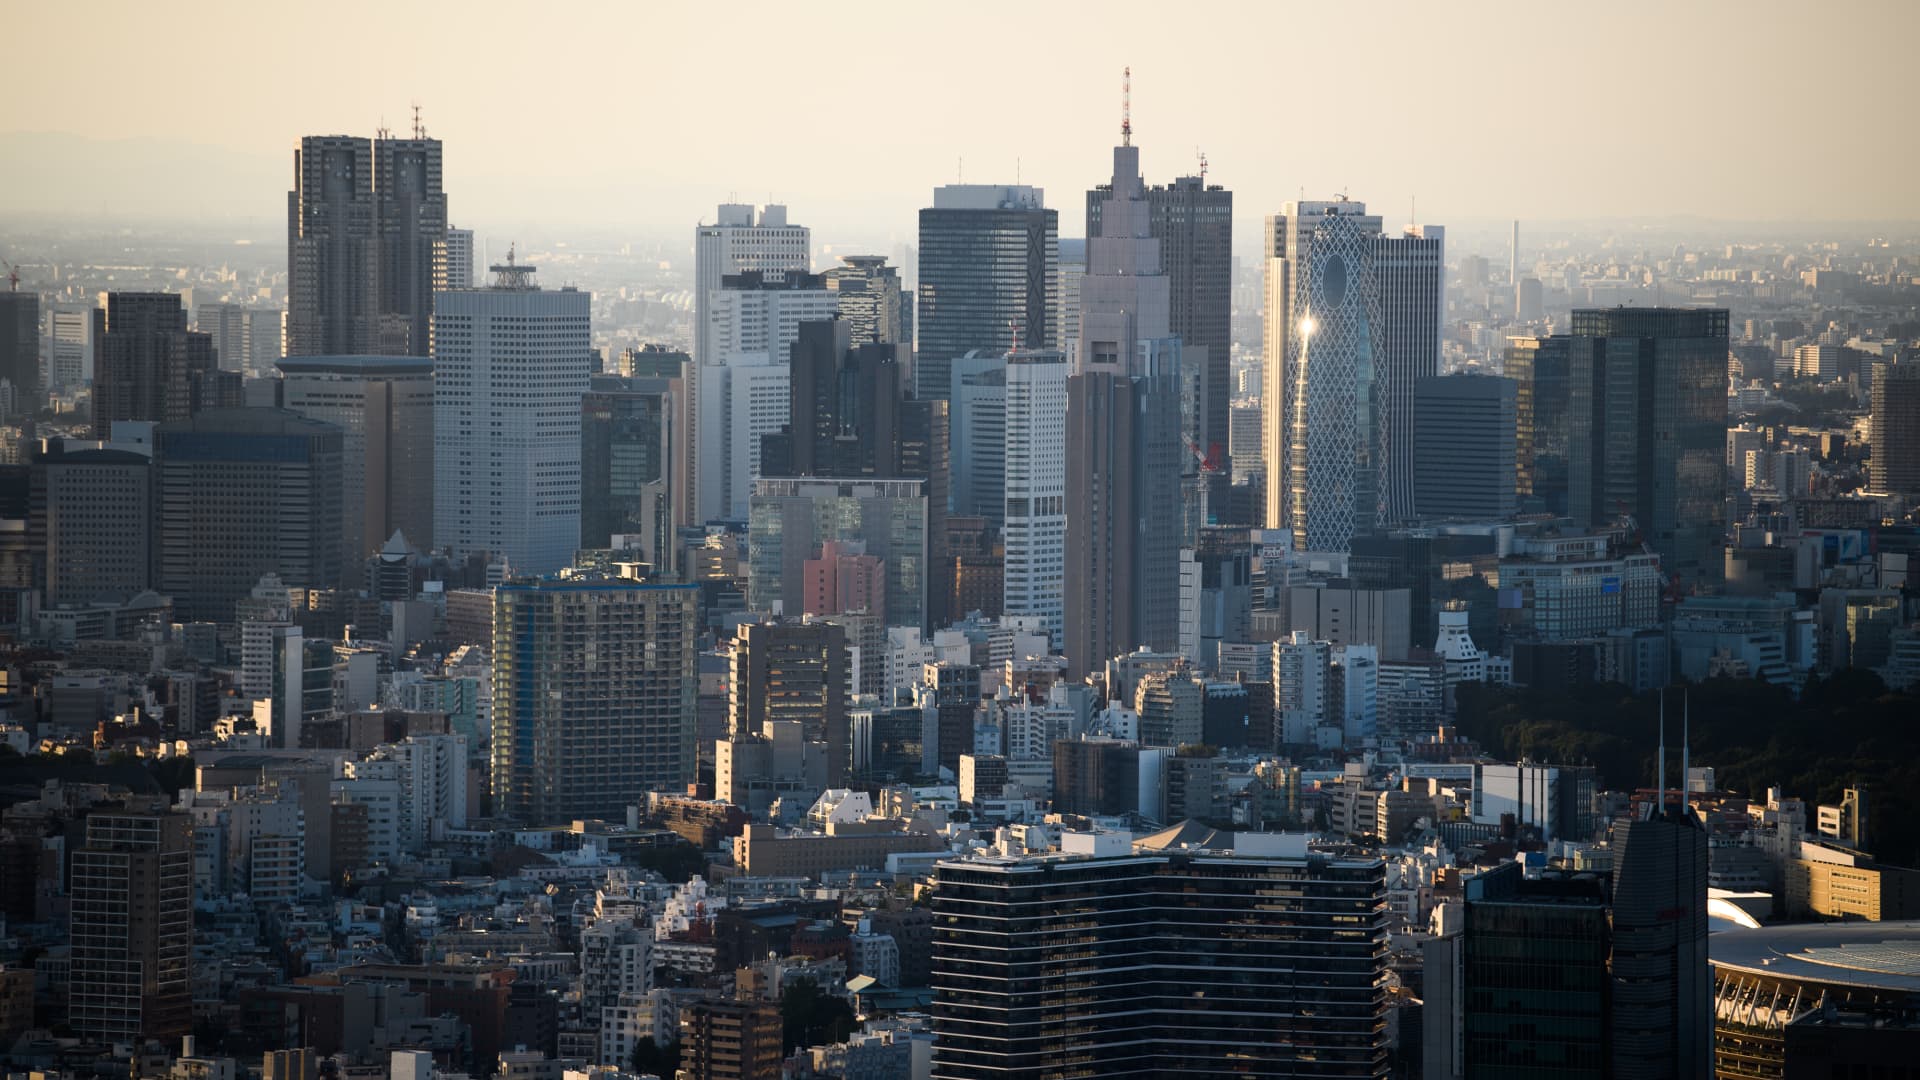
[630,1036,680,1078]
[780,978,855,1054]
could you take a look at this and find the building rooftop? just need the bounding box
[1710,920,1920,993]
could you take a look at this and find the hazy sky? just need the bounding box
[4,0,1915,248]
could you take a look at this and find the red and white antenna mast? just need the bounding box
[1121,67,1132,147]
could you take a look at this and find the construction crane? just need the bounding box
[1,258,19,291]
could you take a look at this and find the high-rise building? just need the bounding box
[287,135,377,356]
[950,352,1006,525]
[1566,308,1729,586]
[1506,334,1572,515]
[1065,132,1183,677]
[748,477,928,632]
[1412,374,1516,520]
[278,355,435,559]
[691,205,811,528]
[1610,790,1711,1078]
[1263,203,1442,540]
[432,256,591,577]
[930,835,1388,1078]
[443,226,475,290]
[678,998,782,1080]
[729,620,849,785]
[824,254,908,345]
[491,571,699,824]
[373,133,447,356]
[1001,349,1069,647]
[1869,356,1920,495]
[49,303,99,392]
[193,301,249,372]
[915,184,1056,402]
[68,804,193,1041]
[0,291,35,413]
[581,372,679,570]
[696,270,838,522]
[92,292,238,439]
[154,407,344,623]
[30,446,152,607]
[1087,172,1232,465]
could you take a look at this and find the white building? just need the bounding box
[1000,349,1068,646]
[1273,632,1330,744]
[48,304,95,391]
[432,257,592,576]
[443,226,475,290]
[1332,643,1379,743]
[951,351,1008,524]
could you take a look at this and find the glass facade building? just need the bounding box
[747,477,928,632]
[580,373,676,562]
[1459,863,1610,1079]
[915,185,1056,403]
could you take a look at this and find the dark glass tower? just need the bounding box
[0,291,39,415]
[580,373,676,564]
[92,292,236,439]
[1506,334,1572,515]
[1609,796,1711,1079]
[1459,862,1609,1079]
[915,185,1056,402]
[1566,308,1729,586]
[931,843,1388,1078]
[287,135,377,356]
[374,134,448,356]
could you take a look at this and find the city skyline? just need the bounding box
[5,1,1917,246]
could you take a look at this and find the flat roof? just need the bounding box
[1710,920,1920,993]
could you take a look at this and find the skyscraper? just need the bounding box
[581,372,679,570]
[691,205,811,528]
[931,835,1388,1078]
[915,184,1056,402]
[48,303,99,392]
[443,226,475,290]
[1610,788,1711,1078]
[1087,171,1233,464]
[1374,224,1445,524]
[154,408,344,623]
[1506,334,1573,515]
[91,292,238,439]
[1064,129,1184,677]
[1869,356,1920,495]
[696,270,837,522]
[0,291,35,413]
[68,803,193,1041]
[432,255,592,577]
[950,352,1006,524]
[287,135,377,356]
[823,254,908,345]
[1001,349,1068,646]
[729,620,850,785]
[491,571,698,823]
[748,477,928,632]
[30,446,152,606]
[373,132,447,356]
[1412,373,1516,520]
[1566,308,1729,586]
[278,355,435,559]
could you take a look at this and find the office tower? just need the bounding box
[1178,526,1253,673]
[1428,861,1610,1078]
[767,319,907,479]
[1870,357,1920,495]
[242,307,281,377]
[1001,349,1069,646]
[915,184,1056,402]
[49,303,99,392]
[1412,374,1516,519]
[748,478,928,631]
[696,270,837,521]
[1373,224,1445,523]
[581,372,679,569]
[0,291,34,413]
[1567,308,1729,586]
[278,355,435,559]
[1610,789,1711,1077]
[1506,334,1572,514]
[264,625,332,749]
[1228,400,1263,483]
[30,446,152,606]
[432,256,591,577]
[287,135,377,356]
[949,352,1006,524]
[373,132,447,355]
[1065,130,1183,677]
[154,408,343,623]
[443,225,475,290]
[1054,238,1086,363]
[692,205,811,527]
[92,292,237,439]
[68,805,192,1041]
[824,254,908,345]
[729,620,850,784]
[1087,171,1232,465]
[193,301,248,372]
[931,837,1388,1078]
[492,572,699,823]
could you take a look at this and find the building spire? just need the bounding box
[1121,66,1131,147]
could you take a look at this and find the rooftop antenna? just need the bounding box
[1121,66,1131,147]
[1196,147,1208,183]
[412,103,425,139]
[376,115,390,141]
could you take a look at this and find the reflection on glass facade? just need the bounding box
[747,477,928,631]
[931,848,1388,1078]
[1506,334,1572,515]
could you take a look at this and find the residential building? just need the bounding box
[1869,357,1920,495]
[68,805,193,1041]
